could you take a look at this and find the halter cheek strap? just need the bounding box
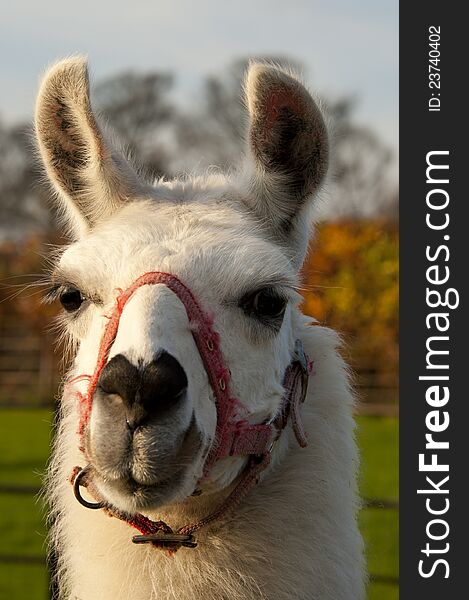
[69,271,311,552]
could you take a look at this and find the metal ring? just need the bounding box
[207,339,214,351]
[218,378,226,391]
[73,466,105,510]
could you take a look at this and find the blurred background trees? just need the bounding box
[94,71,175,178]
[0,57,398,406]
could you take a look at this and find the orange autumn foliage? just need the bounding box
[0,236,60,327]
[302,220,398,389]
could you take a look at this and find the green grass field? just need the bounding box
[0,410,398,599]
[358,416,399,600]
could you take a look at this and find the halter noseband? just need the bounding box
[69,271,311,553]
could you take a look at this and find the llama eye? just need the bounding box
[240,288,287,322]
[59,287,85,312]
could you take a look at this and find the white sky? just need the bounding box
[0,0,398,163]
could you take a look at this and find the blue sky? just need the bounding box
[1,0,398,160]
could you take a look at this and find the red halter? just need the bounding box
[70,271,311,552]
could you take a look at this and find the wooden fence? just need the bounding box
[0,320,58,406]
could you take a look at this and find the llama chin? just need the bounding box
[36,57,365,599]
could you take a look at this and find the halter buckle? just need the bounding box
[132,533,198,548]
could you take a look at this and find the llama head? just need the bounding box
[36,57,328,515]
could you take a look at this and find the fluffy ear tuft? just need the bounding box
[243,63,329,262]
[35,57,143,238]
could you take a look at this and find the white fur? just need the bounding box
[36,58,365,599]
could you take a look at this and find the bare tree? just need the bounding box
[0,119,53,235]
[93,71,175,179]
[317,97,396,219]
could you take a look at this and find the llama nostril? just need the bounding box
[97,352,188,425]
[97,354,139,405]
[140,352,188,415]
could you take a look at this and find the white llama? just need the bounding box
[35,57,365,599]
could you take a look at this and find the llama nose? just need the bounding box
[97,352,188,429]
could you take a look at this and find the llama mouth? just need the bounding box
[90,417,206,512]
[99,468,187,510]
[120,473,177,493]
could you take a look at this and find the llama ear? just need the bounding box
[243,64,329,262]
[35,57,143,238]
